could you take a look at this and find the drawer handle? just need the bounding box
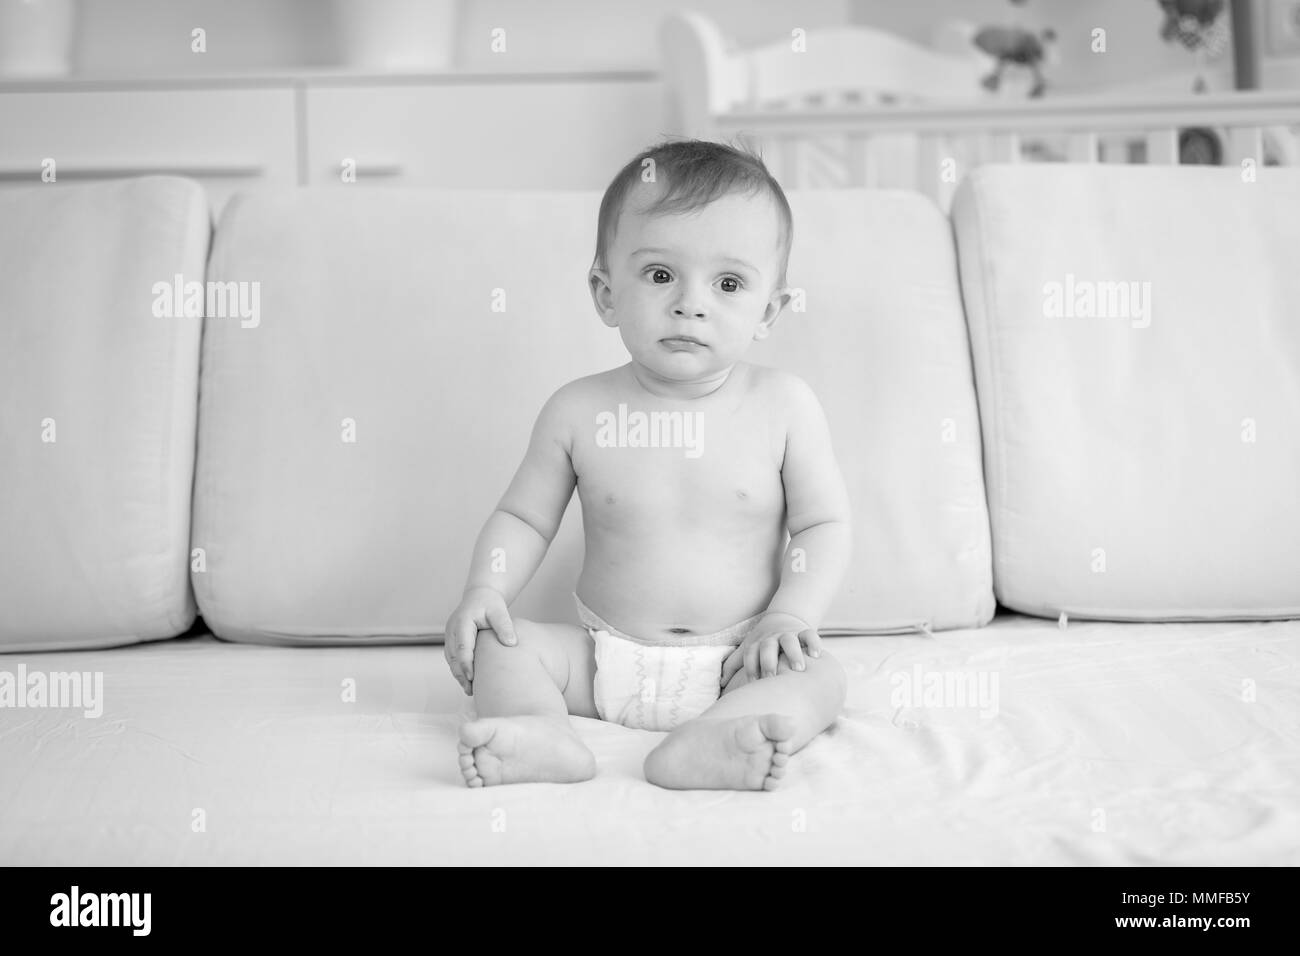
[335,161,404,178]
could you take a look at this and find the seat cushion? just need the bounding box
[193,187,993,644]
[953,164,1300,621]
[0,177,209,651]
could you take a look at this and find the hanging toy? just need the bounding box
[974,26,1058,98]
[1157,0,1230,92]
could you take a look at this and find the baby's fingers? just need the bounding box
[720,646,744,687]
[447,616,478,684]
[486,605,518,647]
[758,637,781,678]
[778,632,806,672]
[798,628,824,659]
[448,657,471,695]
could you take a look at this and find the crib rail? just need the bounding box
[709,89,1300,210]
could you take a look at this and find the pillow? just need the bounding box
[192,189,625,643]
[953,164,1300,621]
[0,177,209,651]
[193,187,994,643]
[751,190,994,633]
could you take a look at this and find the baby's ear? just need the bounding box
[588,269,618,327]
[755,286,792,339]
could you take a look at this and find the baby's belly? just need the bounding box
[576,528,785,640]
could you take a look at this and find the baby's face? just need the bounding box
[593,185,787,388]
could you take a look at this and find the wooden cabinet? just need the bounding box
[305,78,663,189]
[0,87,298,214]
[0,72,664,210]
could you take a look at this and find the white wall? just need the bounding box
[67,0,1299,89]
[69,0,850,74]
[73,0,338,73]
[454,0,850,70]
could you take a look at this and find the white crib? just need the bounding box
[659,12,1300,211]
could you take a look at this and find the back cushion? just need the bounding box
[193,188,992,644]
[752,191,993,633]
[953,164,1300,621]
[0,177,209,651]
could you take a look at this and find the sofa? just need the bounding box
[1,167,1297,865]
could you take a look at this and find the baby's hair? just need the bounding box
[592,137,793,293]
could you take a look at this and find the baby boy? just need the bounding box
[444,139,850,791]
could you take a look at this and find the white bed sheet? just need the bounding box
[2,614,1298,865]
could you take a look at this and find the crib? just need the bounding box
[659,12,1300,211]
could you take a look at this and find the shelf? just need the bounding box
[0,67,660,94]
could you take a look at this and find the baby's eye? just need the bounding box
[648,268,673,284]
[719,276,742,293]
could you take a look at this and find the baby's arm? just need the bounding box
[768,376,852,626]
[726,375,852,683]
[463,388,577,602]
[444,387,577,691]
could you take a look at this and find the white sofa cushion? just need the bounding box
[752,191,993,633]
[953,164,1300,621]
[193,188,993,644]
[0,177,208,651]
[193,189,625,643]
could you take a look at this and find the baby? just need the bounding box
[445,139,851,791]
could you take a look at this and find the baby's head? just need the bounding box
[589,139,793,388]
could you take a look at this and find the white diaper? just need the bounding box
[574,593,761,733]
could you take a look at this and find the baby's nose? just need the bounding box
[672,299,707,319]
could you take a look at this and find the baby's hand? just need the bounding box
[720,612,823,686]
[443,586,518,695]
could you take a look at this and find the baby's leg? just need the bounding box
[643,652,847,791]
[457,620,599,787]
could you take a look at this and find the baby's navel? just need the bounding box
[735,489,748,499]
[605,494,616,504]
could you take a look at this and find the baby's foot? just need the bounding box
[457,715,597,787]
[643,714,796,791]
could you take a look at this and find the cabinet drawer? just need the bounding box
[305,80,664,189]
[0,88,298,213]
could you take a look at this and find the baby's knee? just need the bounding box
[473,619,536,663]
[775,649,846,695]
[809,650,847,702]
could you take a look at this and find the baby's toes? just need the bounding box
[457,742,479,786]
[762,748,790,789]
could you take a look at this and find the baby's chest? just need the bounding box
[575,420,785,525]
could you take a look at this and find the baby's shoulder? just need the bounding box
[537,368,623,421]
[741,363,820,408]
[739,365,829,441]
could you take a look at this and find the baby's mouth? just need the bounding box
[660,336,706,348]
